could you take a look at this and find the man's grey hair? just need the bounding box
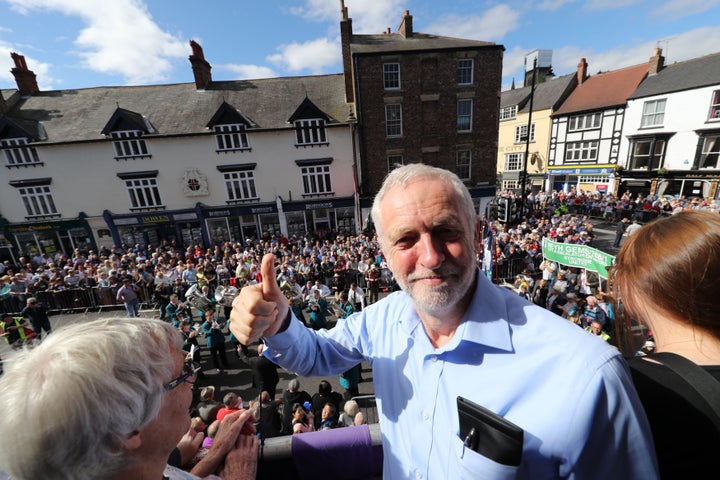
[0,318,181,480]
[287,377,301,392]
[370,163,476,248]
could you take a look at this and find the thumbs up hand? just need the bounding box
[229,253,290,344]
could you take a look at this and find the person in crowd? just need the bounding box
[196,386,222,425]
[20,297,52,339]
[116,277,140,317]
[249,391,282,439]
[291,403,314,434]
[310,379,343,430]
[0,313,34,349]
[319,403,338,431]
[347,282,365,312]
[612,210,720,478]
[336,291,355,319]
[364,263,381,305]
[280,378,312,435]
[201,309,229,373]
[582,295,608,329]
[585,319,611,342]
[238,343,279,399]
[338,399,364,427]
[613,217,629,248]
[339,363,362,400]
[306,288,328,330]
[0,317,258,480]
[229,163,658,478]
[217,392,243,422]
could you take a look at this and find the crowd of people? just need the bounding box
[1,168,718,477]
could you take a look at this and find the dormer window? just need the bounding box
[101,107,156,160]
[709,90,720,121]
[288,98,332,147]
[207,102,255,153]
[295,119,327,146]
[111,130,150,159]
[214,124,249,152]
[2,137,41,167]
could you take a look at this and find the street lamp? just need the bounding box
[520,57,537,220]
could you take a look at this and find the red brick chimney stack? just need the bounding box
[10,52,39,96]
[188,40,212,90]
[340,0,354,102]
[648,47,665,75]
[577,58,588,85]
[399,10,413,38]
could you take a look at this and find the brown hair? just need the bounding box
[611,211,720,352]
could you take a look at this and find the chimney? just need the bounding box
[399,10,413,38]
[577,58,588,85]
[10,52,39,96]
[188,40,212,90]
[648,47,665,75]
[340,0,354,103]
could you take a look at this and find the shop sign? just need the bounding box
[140,215,171,224]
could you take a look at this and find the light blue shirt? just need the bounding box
[264,271,658,479]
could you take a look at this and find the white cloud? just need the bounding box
[291,0,405,34]
[4,0,187,85]
[584,0,643,11]
[424,5,521,41]
[536,0,576,12]
[652,0,720,18]
[267,37,342,75]
[221,63,278,80]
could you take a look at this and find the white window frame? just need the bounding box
[111,130,150,159]
[301,165,333,195]
[709,90,720,121]
[18,185,58,218]
[383,63,401,90]
[385,104,403,138]
[387,154,404,171]
[700,134,720,169]
[125,177,163,210]
[224,170,258,201]
[456,149,471,180]
[502,180,520,190]
[1,137,41,167]
[514,124,536,143]
[504,153,523,172]
[640,99,666,127]
[578,175,610,183]
[214,124,249,152]
[457,59,473,85]
[568,113,601,131]
[457,99,473,132]
[499,106,516,121]
[294,119,327,146]
[565,141,599,162]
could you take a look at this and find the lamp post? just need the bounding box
[520,58,537,221]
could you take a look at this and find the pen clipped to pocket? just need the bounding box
[457,396,524,467]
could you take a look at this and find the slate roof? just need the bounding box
[628,51,720,99]
[553,63,648,116]
[500,73,577,112]
[350,32,498,54]
[0,74,348,145]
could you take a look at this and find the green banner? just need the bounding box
[541,238,615,279]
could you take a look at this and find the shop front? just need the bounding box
[282,197,356,239]
[0,216,95,258]
[202,203,280,245]
[103,209,203,250]
[546,166,615,195]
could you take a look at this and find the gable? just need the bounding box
[0,116,43,141]
[206,101,256,128]
[101,107,156,135]
[287,97,333,123]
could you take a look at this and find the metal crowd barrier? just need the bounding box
[0,285,159,315]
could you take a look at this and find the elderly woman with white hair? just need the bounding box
[0,318,258,480]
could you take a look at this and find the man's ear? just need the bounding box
[124,430,142,451]
[473,216,482,251]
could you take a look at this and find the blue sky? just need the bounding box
[1,0,719,93]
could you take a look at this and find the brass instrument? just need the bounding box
[214,284,238,307]
[184,284,212,311]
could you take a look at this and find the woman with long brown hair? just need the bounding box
[611,210,720,478]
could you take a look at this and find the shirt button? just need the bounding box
[430,355,438,362]
[415,470,423,479]
[422,411,429,420]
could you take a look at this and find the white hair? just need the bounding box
[370,163,476,248]
[0,318,181,480]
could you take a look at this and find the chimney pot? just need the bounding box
[399,10,413,38]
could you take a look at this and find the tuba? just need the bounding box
[184,284,212,311]
[214,284,238,307]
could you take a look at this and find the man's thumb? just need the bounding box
[261,253,280,298]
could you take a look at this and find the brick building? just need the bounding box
[340,4,503,214]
